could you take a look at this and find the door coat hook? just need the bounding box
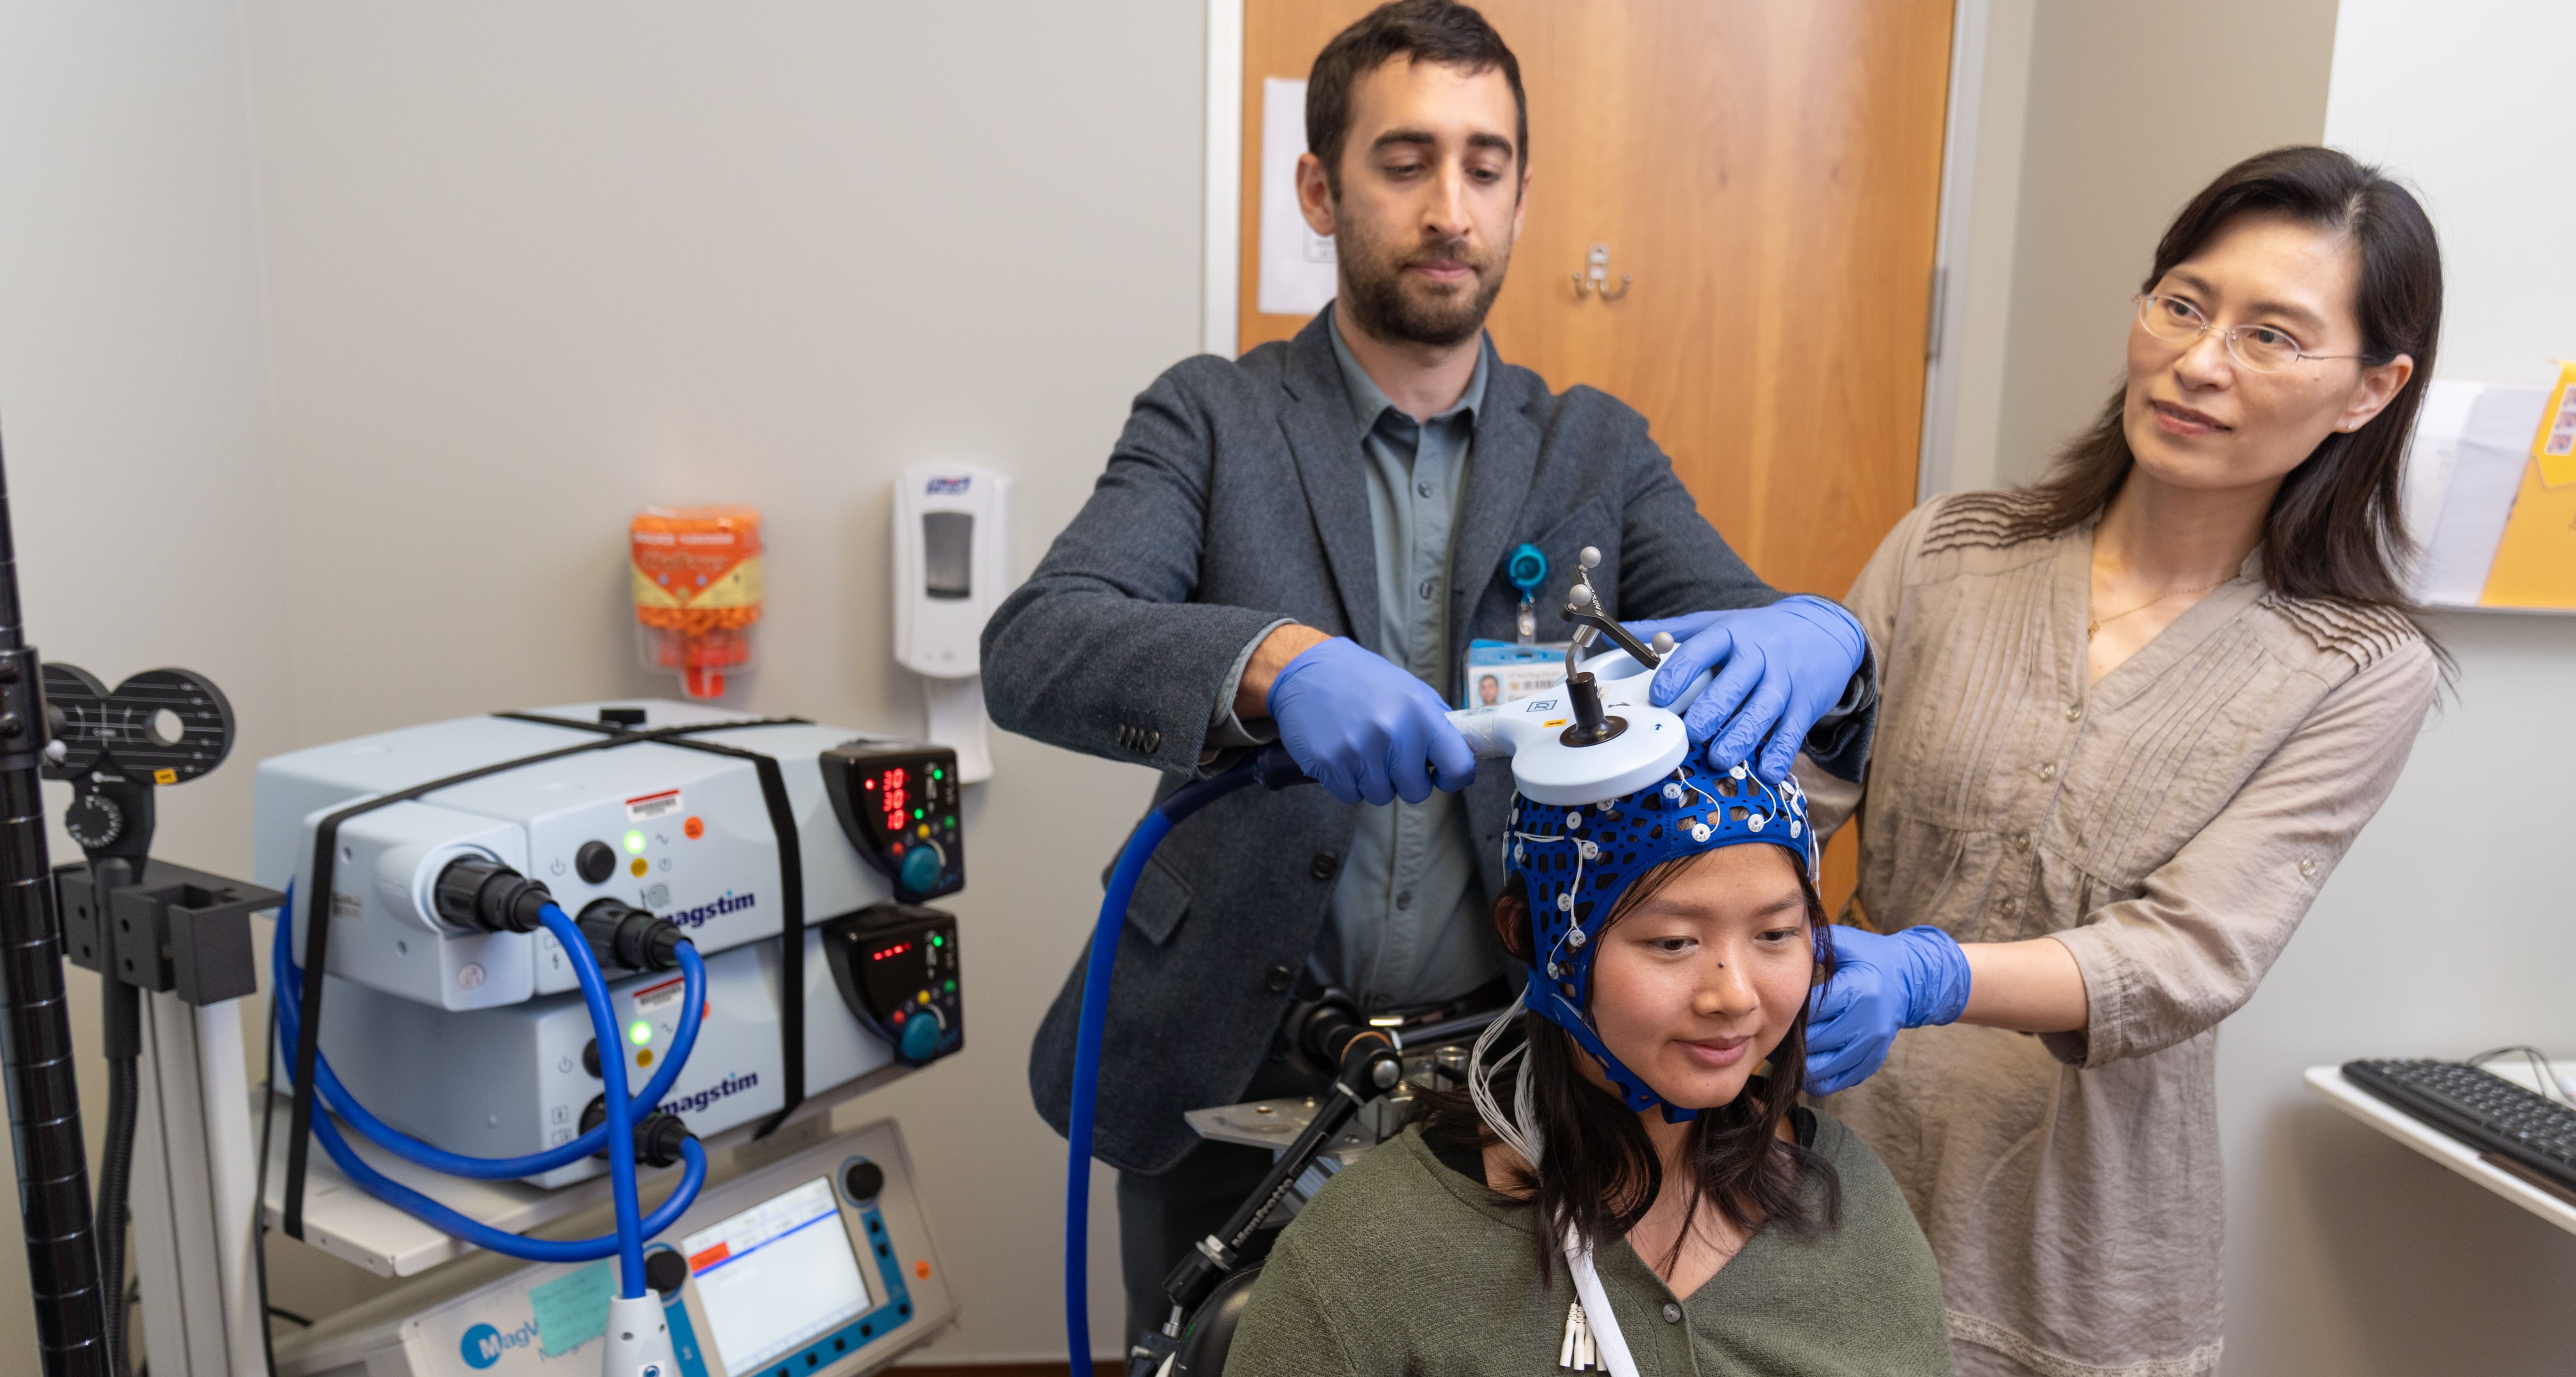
[1573,242,1632,301]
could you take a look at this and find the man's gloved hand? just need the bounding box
[1803,924,1973,1095]
[1267,637,1476,806]
[1623,595,1867,783]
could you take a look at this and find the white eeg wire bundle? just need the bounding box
[1465,1005,1642,1377]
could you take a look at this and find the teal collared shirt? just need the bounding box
[1312,319,1502,1009]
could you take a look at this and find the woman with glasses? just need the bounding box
[1787,146,2442,1377]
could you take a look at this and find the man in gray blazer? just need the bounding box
[981,0,1875,1345]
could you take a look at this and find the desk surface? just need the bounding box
[2306,1062,2576,1239]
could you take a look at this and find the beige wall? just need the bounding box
[1982,0,2342,488]
[240,3,1208,1361]
[0,2,294,1369]
[0,0,1208,1365]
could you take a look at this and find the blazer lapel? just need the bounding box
[1450,336,1540,636]
[1279,311,1381,650]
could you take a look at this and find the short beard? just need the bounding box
[1334,209,1511,349]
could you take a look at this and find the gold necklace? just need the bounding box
[2087,579,2225,640]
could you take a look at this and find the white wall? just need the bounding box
[2216,4,2576,1373]
[0,3,293,1369]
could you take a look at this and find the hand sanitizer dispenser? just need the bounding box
[892,464,1010,782]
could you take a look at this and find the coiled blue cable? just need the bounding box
[273,885,707,1293]
[1063,760,1266,1376]
[273,884,708,1179]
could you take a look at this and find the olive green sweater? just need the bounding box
[1224,1111,1952,1377]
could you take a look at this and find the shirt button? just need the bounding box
[1309,853,1341,881]
[2065,704,2084,722]
[2011,831,2031,851]
[1395,890,1413,910]
[1999,896,2018,916]
[2299,858,2318,878]
[1263,965,1292,992]
[2036,762,2057,781]
[1417,482,1435,498]
[1661,1302,1682,1324]
[1417,578,1436,601]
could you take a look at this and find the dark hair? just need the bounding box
[1421,846,1841,1278]
[1305,0,1527,194]
[2018,145,2443,609]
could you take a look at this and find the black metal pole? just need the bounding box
[0,430,111,1376]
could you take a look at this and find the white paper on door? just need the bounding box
[1258,77,1338,316]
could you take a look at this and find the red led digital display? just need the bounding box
[879,766,908,837]
[870,942,912,961]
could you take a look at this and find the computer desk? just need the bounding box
[2307,1061,2576,1240]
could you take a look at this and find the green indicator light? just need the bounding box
[944,815,956,829]
[932,766,944,780]
[623,831,646,854]
[628,1020,653,1046]
[913,808,924,820]
[943,979,956,992]
[930,934,943,947]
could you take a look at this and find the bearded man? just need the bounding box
[981,0,1878,1350]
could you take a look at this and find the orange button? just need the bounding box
[683,816,704,840]
[630,857,648,878]
[914,1260,931,1280]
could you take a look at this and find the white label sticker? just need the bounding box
[632,977,686,1015]
[625,789,682,823]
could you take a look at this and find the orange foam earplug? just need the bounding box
[632,507,763,698]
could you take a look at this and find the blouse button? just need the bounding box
[2299,858,2318,878]
[1661,1302,1683,1324]
[2011,831,2032,852]
[1999,896,2018,916]
[2036,762,2057,781]
[2065,703,2084,723]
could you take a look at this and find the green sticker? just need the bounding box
[528,1260,615,1356]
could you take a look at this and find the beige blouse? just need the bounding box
[1798,491,2438,1377]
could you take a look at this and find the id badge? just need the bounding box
[1463,639,1571,709]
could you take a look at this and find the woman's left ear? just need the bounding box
[2337,353,2415,433]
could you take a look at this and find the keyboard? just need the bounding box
[2343,1058,2576,1193]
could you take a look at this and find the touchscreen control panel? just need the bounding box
[324,1118,955,1377]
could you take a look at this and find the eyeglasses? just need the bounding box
[2132,294,2366,374]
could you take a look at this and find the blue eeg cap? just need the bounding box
[1505,757,1815,1119]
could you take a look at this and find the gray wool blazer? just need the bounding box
[982,311,1875,1175]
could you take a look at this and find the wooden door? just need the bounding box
[1239,0,1955,913]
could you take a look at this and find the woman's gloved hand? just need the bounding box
[1803,924,1973,1095]
[1267,637,1476,806]
[1624,595,1868,784]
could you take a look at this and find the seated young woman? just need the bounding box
[1223,759,1952,1376]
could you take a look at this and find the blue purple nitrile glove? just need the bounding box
[1623,595,1868,784]
[1267,636,1476,806]
[1804,923,1974,1095]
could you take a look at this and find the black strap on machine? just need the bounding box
[496,713,810,1138]
[282,714,809,1240]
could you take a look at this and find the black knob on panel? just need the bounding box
[842,1160,885,1203]
[599,708,648,728]
[582,1039,601,1078]
[576,840,617,884]
[64,793,123,850]
[644,1249,689,1298]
